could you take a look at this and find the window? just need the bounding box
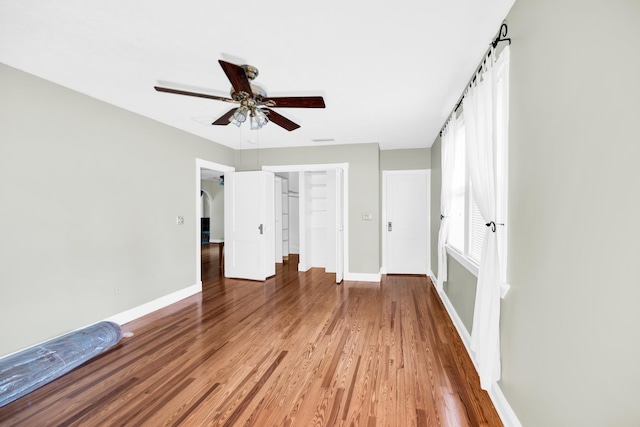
[447,117,487,271]
[446,60,509,277]
[448,118,465,253]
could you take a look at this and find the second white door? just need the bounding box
[383,170,429,274]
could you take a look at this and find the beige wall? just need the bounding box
[0,63,236,357]
[504,1,640,425]
[431,0,640,425]
[379,148,430,171]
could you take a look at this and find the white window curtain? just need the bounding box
[437,114,458,289]
[463,45,510,390]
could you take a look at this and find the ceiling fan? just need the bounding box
[154,60,325,131]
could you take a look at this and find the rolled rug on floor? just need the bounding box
[0,321,122,408]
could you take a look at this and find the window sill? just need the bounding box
[446,245,479,277]
[445,245,511,298]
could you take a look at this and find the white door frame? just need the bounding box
[274,176,283,263]
[381,169,431,275]
[196,158,235,288]
[262,163,349,283]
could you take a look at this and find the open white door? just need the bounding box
[274,176,283,263]
[224,171,275,281]
[335,168,344,283]
[383,170,429,275]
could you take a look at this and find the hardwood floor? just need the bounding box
[0,245,502,426]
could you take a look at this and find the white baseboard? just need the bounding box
[298,266,381,283]
[106,282,202,326]
[344,271,381,282]
[436,286,476,366]
[298,263,310,272]
[428,269,444,292]
[0,282,203,361]
[489,383,523,427]
[431,280,522,427]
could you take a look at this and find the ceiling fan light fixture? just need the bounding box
[249,108,269,130]
[257,108,269,126]
[249,115,259,130]
[229,106,249,126]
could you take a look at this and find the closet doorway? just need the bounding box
[264,164,348,284]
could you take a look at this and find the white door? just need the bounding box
[275,176,283,263]
[383,170,429,274]
[224,171,276,280]
[335,168,344,283]
[326,170,337,274]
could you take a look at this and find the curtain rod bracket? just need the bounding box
[492,23,511,48]
[439,22,512,137]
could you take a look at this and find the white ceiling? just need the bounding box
[0,0,514,151]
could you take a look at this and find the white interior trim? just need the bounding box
[489,383,524,427]
[445,245,511,298]
[107,282,202,326]
[344,271,381,282]
[196,158,235,286]
[446,244,480,277]
[263,163,348,172]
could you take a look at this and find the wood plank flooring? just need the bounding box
[0,244,502,426]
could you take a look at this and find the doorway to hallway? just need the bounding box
[196,158,234,287]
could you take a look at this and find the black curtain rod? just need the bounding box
[453,23,511,113]
[439,23,511,136]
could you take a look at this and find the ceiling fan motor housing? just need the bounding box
[230,84,267,103]
[241,65,258,80]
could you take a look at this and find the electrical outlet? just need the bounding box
[176,216,184,225]
[362,213,373,220]
[114,286,121,296]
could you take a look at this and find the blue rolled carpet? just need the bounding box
[0,321,122,407]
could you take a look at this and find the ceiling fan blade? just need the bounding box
[154,86,236,103]
[262,96,325,108]
[212,108,236,126]
[264,108,300,131]
[218,60,253,96]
